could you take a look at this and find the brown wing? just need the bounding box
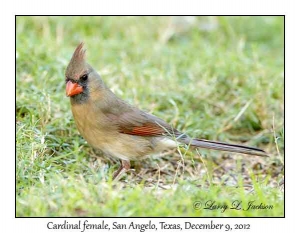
[108,110,177,137]
[120,122,166,136]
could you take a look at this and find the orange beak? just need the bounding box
[66,81,83,97]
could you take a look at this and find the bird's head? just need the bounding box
[65,43,104,104]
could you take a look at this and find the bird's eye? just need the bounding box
[81,74,88,81]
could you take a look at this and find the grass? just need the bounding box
[16,16,284,217]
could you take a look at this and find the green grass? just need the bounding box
[16,16,284,217]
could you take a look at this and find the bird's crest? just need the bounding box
[71,42,86,63]
[66,42,87,79]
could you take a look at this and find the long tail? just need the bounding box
[186,138,268,157]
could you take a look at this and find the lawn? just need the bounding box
[16,16,284,217]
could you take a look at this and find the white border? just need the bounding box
[2,0,296,233]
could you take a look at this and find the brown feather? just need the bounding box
[65,42,87,80]
[106,108,178,137]
[71,42,86,62]
[120,123,166,136]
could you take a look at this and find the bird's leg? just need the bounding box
[112,160,131,181]
[112,162,123,180]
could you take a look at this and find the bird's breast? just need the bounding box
[71,99,116,147]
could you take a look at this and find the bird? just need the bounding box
[65,43,268,180]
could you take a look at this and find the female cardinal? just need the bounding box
[65,43,268,180]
